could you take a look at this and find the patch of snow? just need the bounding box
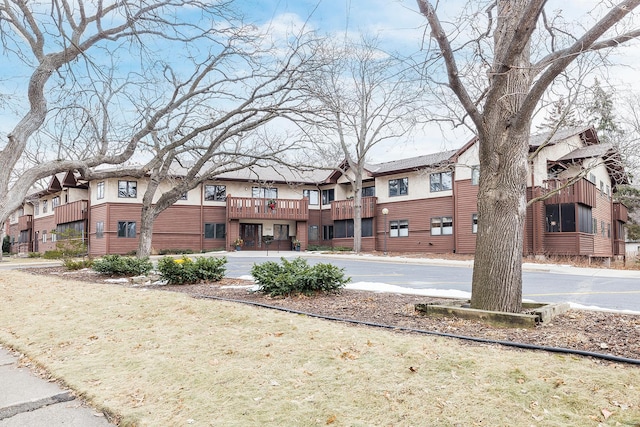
[568,302,640,315]
[346,281,471,299]
[104,278,130,284]
[222,285,260,291]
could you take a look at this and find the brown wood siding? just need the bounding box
[18,215,33,231]
[202,206,226,251]
[308,210,322,246]
[89,205,107,257]
[592,192,613,257]
[454,180,478,254]
[105,204,141,255]
[613,202,628,222]
[377,197,454,253]
[227,197,308,220]
[32,216,57,254]
[544,232,594,255]
[525,187,545,256]
[296,221,307,250]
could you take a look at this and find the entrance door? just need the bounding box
[240,224,262,249]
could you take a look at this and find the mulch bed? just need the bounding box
[26,267,640,363]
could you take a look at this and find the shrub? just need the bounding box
[63,258,94,270]
[54,229,87,258]
[27,252,41,258]
[158,249,195,255]
[43,250,62,259]
[157,256,227,285]
[92,255,153,276]
[251,257,349,297]
[2,236,10,254]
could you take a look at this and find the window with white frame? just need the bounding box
[42,231,47,243]
[471,166,480,186]
[389,220,409,237]
[97,182,105,200]
[42,200,48,213]
[472,213,478,234]
[431,216,453,235]
[118,180,137,198]
[33,202,39,215]
[303,189,319,205]
[51,231,57,242]
[388,178,408,197]
[430,172,452,192]
[52,196,60,208]
[204,185,226,201]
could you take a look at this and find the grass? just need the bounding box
[0,270,639,426]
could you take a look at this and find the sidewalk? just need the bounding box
[0,346,113,426]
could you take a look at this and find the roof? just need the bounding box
[214,164,331,185]
[556,143,614,161]
[370,150,457,175]
[529,125,597,149]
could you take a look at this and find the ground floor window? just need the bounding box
[390,219,409,237]
[118,221,136,238]
[274,224,289,241]
[204,223,226,239]
[472,213,478,234]
[431,217,453,235]
[96,222,104,238]
[308,225,319,241]
[323,225,333,240]
[546,203,576,232]
[334,218,373,238]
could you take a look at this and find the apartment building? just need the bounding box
[6,126,628,260]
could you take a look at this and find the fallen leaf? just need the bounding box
[409,366,418,373]
[326,414,337,424]
[601,408,613,420]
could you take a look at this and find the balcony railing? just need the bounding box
[543,178,596,207]
[226,197,309,220]
[54,200,88,224]
[18,214,33,231]
[544,232,594,256]
[331,197,377,221]
[613,202,629,222]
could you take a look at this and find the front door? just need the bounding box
[240,224,262,250]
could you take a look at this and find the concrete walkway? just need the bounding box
[0,347,113,426]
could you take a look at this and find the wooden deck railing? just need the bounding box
[18,214,33,231]
[613,202,629,222]
[226,197,309,220]
[543,178,596,207]
[331,197,377,220]
[54,200,88,224]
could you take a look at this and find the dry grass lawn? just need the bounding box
[1,270,638,426]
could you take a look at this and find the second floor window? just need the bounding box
[430,171,452,192]
[34,202,39,216]
[205,185,226,201]
[97,182,105,199]
[471,166,480,186]
[362,186,375,197]
[322,189,335,205]
[118,180,137,198]
[52,196,60,208]
[303,189,319,205]
[42,200,48,213]
[252,187,277,199]
[389,178,408,197]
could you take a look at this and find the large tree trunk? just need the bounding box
[470,0,532,313]
[353,171,363,253]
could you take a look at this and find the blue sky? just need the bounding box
[2,1,640,163]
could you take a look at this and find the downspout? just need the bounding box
[452,167,457,254]
[200,183,204,252]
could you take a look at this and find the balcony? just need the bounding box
[543,178,597,207]
[331,197,377,221]
[613,202,628,222]
[54,200,88,224]
[544,232,594,256]
[226,197,309,220]
[18,214,33,231]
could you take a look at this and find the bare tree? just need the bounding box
[0,0,239,228]
[416,0,640,312]
[298,36,424,252]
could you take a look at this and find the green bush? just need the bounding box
[54,229,87,258]
[43,250,62,259]
[2,236,10,254]
[306,245,352,252]
[92,255,153,276]
[158,248,195,255]
[251,257,349,297]
[157,256,227,285]
[63,258,94,270]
